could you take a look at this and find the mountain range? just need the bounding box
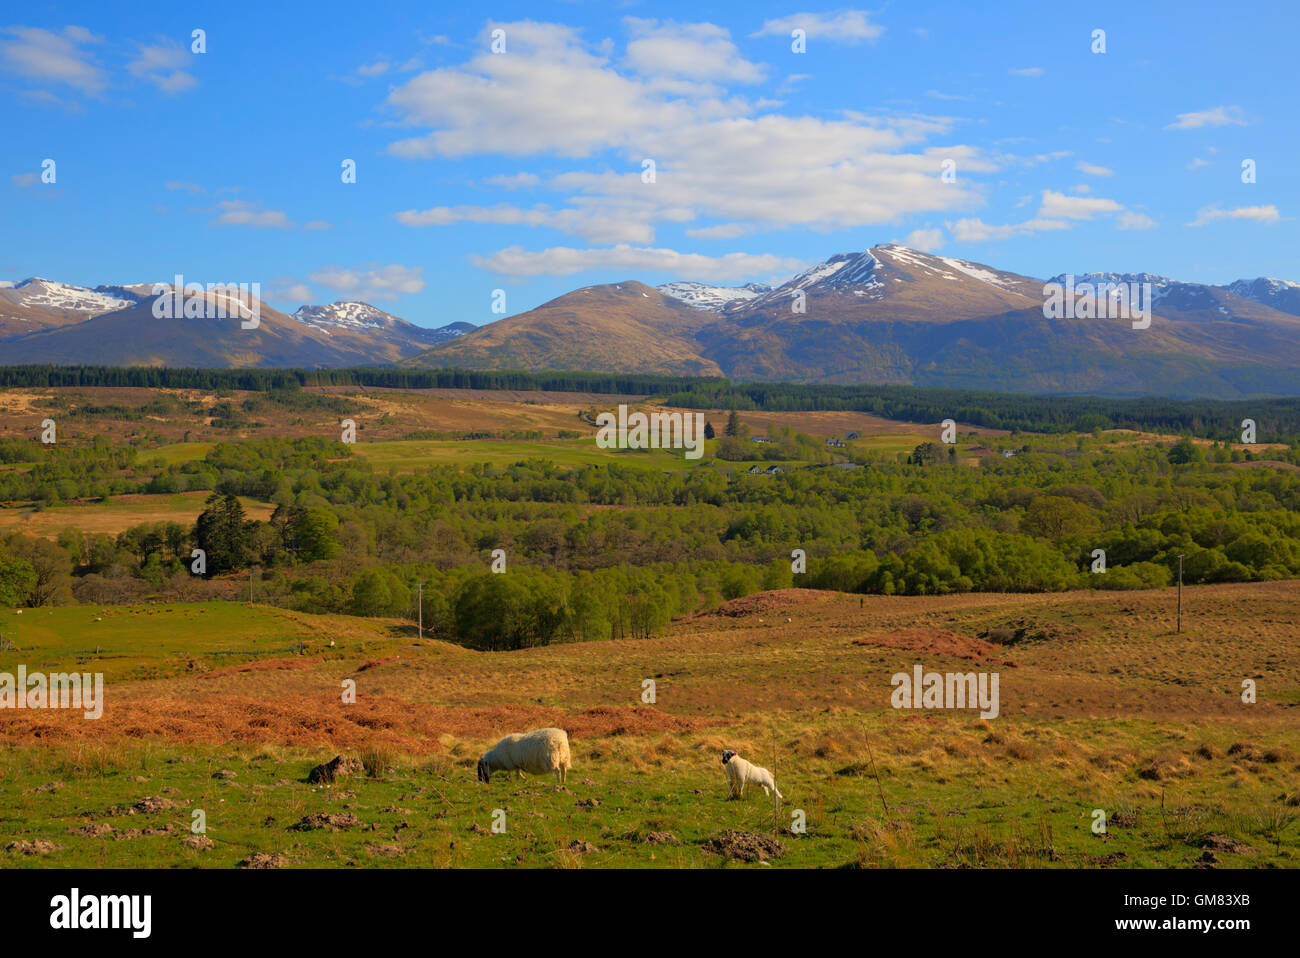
[0,279,471,367]
[403,245,1300,398]
[3,246,1299,398]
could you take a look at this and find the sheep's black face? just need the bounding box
[721,750,736,766]
[476,759,490,783]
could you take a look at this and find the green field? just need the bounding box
[0,603,405,683]
[1,586,1296,869]
[1,716,1294,870]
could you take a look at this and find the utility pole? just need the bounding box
[415,582,425,640]
[1176,553,1185,633]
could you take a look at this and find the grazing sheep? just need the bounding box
[477,728,571,785]
[721,749,783,801]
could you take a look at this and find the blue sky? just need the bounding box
[2,0,1295,328]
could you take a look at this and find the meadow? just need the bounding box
[1,584,1296,869]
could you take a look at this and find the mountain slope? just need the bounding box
[1222,277,1300,318]
[657,281,771,311]
[404,245,1300,397]
[0,278,145,338]
[292,301,472,353]
[402,281,724,376]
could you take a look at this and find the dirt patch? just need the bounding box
[1199,834,1256,855]
[198,657,318,680]
[5,839,59,856]
[979,619,1085,647]
[1090,851,1128,868]
[237,852,289,869]
[289,813,361,832]
[852,628,1015,666]
[68,823,114,838]
[105,796,178,816]
[692,589,840,619]
[702,829,786,862]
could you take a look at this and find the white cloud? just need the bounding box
[925,89,974,102]
[751,11,884,44]
[1187,205,1280,227]
[265,282,314,304]
[211,201,293,229]
[900,228,945,252]
[1076,161,1113,176]
[1186,157,1210,170]
[382,23,994,243]
[357,60,390,77]
[470,244,805,281]
[1117,211,1157,230]
[385,21,679,159]
[1001,150,1072,168]
[302,220,332,231]
[483,172,541,189]
[686,223,753,239]
[954,189,1145,237]
[1009,67,1043,77]
[394,202,661,244]
[165,180,205,194]
[624,18,764,85]
[1038,189,1123,220]
[308,264,426,301]
[11,172,39,188]
[1165,105,1246,130]
[0,25,106,95]
[127,42,196,94]
[946,217,1069,242]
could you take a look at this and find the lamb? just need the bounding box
[477,728,571,785]
[721,749,783,801]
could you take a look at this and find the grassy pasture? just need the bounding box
[1,583,1296,869]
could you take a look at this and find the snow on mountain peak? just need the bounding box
[293,301,395,331]
[657,281,772,311]
[1227,277,1300,295]
[1,277,133,312]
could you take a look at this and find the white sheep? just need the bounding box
[477,727,572,785]
[721,749,783,801]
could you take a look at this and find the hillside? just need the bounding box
[402,281,724,376]
[407,245,1300,398]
